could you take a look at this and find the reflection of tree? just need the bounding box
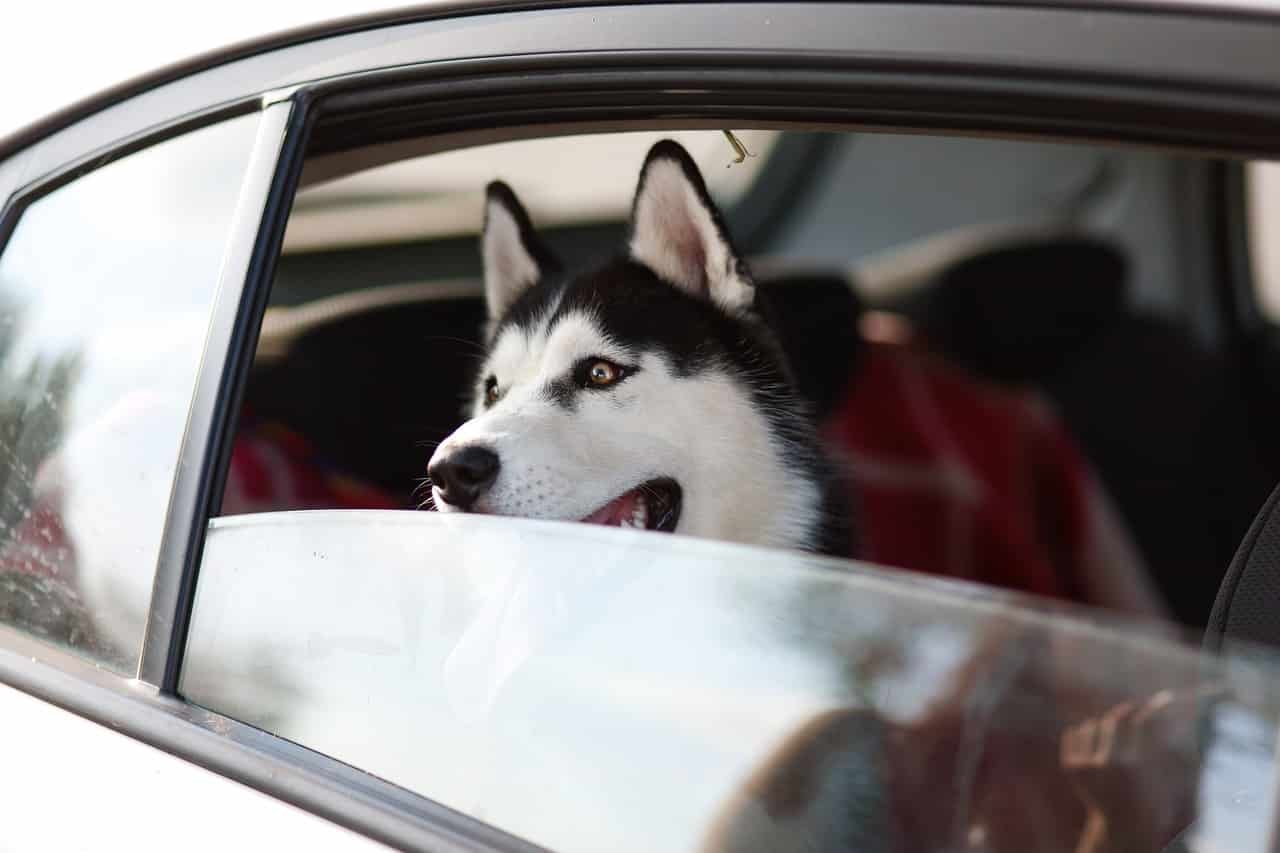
[0,290,101,657]
[0,341,80,537]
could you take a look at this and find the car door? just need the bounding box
[4,3,1280,851]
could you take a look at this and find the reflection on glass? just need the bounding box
[0,113,261,671]
[184,511,1280,853]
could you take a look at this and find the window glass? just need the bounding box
[184,512,1280,853]
[1247,162,1280,323]
[0,113,262,672]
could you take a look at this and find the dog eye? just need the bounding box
[484,376,500,405]
[586,360,622,387]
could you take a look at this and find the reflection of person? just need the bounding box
[1060,688,1212,853]
[703,630,1207,853]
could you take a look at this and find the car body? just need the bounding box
[5,2,1280,850]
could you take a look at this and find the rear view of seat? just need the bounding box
[1206,481,1280,654]
[766,271,1164,615]
[1158,482,1280,853]
[917,238,1272,625]
[242,289,487,505]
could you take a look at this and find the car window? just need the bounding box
[239,127,1273,630]
[183,511,1280,853]
[0,112,262,672]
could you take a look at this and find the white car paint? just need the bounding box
[0,680,389,851]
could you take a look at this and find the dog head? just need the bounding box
[428,140,823,550]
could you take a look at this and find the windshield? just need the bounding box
[182,511,1280,853]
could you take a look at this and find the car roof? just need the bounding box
[5,0,1280,164]
[0,2,430,142]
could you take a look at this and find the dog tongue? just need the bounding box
[581,488,642,526]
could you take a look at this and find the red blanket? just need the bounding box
[825,340,1163,616]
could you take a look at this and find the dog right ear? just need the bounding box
[481,181,559,322]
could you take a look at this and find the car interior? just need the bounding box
[219,126,1280,630]
[10,5,1280,850]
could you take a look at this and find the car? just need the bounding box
[5,1,1280,850]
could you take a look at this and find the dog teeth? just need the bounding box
[615,499,648,530]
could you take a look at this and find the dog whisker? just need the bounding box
[411,474,437,498]
[420,335,486,355]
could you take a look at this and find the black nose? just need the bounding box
[429,445,500,510]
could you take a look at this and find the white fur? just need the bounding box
[430,310,821,551]
[629,159,754,313]
[482,197,542,322]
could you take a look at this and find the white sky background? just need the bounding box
[0,1,414,141]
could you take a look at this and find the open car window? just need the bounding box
[201,105,1280,851]
[236,127,1272,629]
[184,510,1280,853]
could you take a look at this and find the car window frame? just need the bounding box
[4,3,1280,851]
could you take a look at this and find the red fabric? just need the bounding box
[220,420,401,514]
[824,340,1111,604]
[0,497,75,581]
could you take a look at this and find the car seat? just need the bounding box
[917,237,1272,625]
[1157,481,1280,853]
[1205,481,1280,654]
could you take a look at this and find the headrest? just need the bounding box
[756,272,863,420]
[244,294,487,497]
[924,238,1128,383]
[1206,482,1280,653]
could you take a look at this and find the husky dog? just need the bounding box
[428,140,849,556]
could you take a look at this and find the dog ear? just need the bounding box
[482,181,560,321]
[628,140,754,312]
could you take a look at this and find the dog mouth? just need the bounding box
[579,478,682,533]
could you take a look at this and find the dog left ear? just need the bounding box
[628,140,755,313]
[482,181,560,322]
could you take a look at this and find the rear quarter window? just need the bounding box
[0,113,262,671]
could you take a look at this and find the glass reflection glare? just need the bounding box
[185,511,1280,853]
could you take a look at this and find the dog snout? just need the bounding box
[429,445,500,510]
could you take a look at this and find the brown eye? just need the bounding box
[484,377,500,405]
[588,360,620,386]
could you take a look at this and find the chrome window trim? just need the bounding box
[5,3,1280,205]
